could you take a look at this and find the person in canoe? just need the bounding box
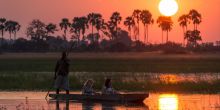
[54,52,70,94]
[102,78,117,94]
[82,79,96,95]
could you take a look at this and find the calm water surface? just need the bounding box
[0,92,220,110]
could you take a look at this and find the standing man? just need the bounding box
[54,52,70,94]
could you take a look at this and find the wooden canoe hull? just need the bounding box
[49,93,149,102]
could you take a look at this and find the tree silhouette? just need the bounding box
[140,10,154,44]
[95,19,105,40]
[5,21,17,41]
[46,23,57,37]
[26,19,46,41]
[132,9,142,41]
[189,9,202,30]
[71,17,88,45]
[124,16,135,40]
[178,14,190,46]
[109,12,122,39]
[185,30,202,47]
[71,17,81,44]
[87,13,102,38]
[0,18,6,45]
[59,18,71,40]
[12,21,21,40]
[157,16,173,43]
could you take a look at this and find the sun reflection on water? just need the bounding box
[159,94,178,110]
[159,74,178,83]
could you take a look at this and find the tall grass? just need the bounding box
[0,58,220,73]
[0,72,220,93]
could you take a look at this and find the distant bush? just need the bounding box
[161,42,188,54]
[108,42,130,52]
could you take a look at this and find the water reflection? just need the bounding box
[55,100,69,110]
[159,94,178,110]
[101,103,115,110]
[0,92,220,110]
[82,101,95,110]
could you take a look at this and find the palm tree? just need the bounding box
[109,12,122,39]
[178,14,190,46]
[140,10,154,44]
[87,13,102,38]
[12,21,21,40]
[157,16,173,43]
[0,18,6,45]
[71,17,81,44]
[95,19,105,35]
[157,16,165,43]
[46,23,57,37]
[188,9,202,30]
[124,16,135,40]
[78,17,88,40]
[59,18,71,40]
[5,21,14,41]
[132,9,142,41]
[71,17,88,44]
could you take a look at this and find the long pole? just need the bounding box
[45,42,74,99]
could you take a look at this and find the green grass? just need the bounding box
[0,58,220,73]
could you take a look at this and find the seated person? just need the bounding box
[82,79,96,95]
[102,78,117,95]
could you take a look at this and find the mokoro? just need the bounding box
[49,93,149,102]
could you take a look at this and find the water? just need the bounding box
[0,92,220,110]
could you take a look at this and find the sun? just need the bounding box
[159,0,179,16]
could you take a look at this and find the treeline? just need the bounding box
[0,9,219,53]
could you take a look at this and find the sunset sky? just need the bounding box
[0,0,219,43]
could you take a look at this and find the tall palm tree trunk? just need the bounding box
[162,30,164,44]
[78,34,80,46]
[116,24,118,39]
[144,25,146,44]
[129,29,132,41]
[1,31,3,46]
[64,30,67,40]
[9,33,12,41]
[194,24,196,31]
[9,33,12,45]
[138,21,140,41]
[133,27,137,41]
[14,32,17,40]
[147,25,149,44]
[92,25,94,39]
[182,27,185,46]
[166,30,169,43]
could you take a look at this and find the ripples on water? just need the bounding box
[0,92,220,110]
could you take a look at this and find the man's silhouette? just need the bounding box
[54,52,70,94]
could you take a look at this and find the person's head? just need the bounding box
[105,78,111,88]
[61,51,67,60]
[84,79,94,87]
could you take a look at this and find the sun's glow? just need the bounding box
[159,0,179,16]
[159,94,178,110]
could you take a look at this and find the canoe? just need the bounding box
[49,93,149,102]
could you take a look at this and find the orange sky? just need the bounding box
[0,0,220,43]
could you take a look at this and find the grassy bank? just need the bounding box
[0,72,220,93]
[1,52,220,73]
